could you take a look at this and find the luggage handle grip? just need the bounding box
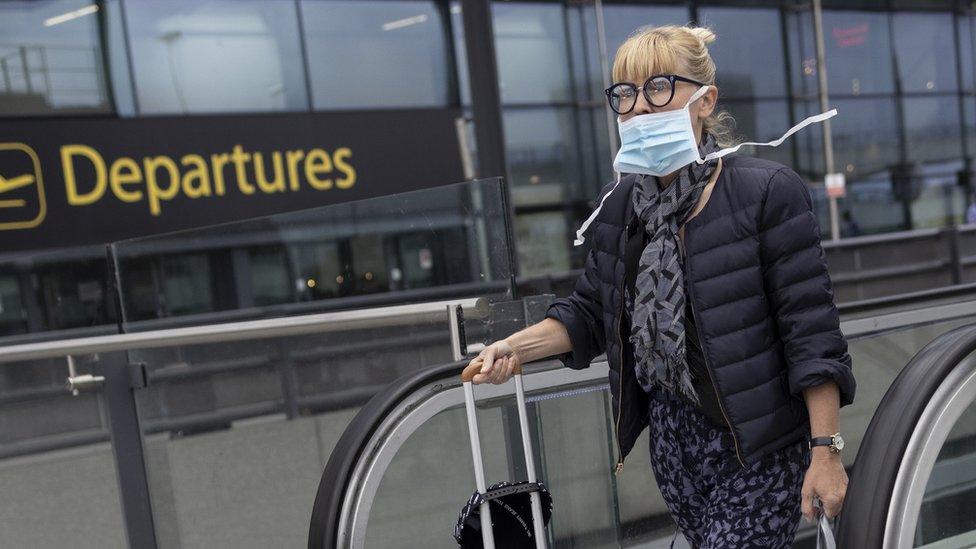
[461,356,522,383]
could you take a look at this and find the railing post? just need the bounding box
[948,225,963,285]
[19,46,32,93]
[100,352,159,549]
[1,57,10,92]
[275,340,301,419]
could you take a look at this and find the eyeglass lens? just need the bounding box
[609,76,673,114]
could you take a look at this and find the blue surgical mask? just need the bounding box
[572,89,837,246]
[613,85,713,177]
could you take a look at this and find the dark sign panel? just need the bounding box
[0,108,464,252]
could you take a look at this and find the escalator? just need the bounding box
[837,323,976,548]
[310,292,976,548]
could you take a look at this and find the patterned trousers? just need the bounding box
[647,386,810,548]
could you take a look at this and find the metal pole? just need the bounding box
[19,46,32,93]
[459,0,518,280]
[594,0,618,159]
[0,57,9,91]
[101,352,159,549]
[459,0,506,180]
[812,0,840,241]
[514,374,547,548]
[463,382,496,548]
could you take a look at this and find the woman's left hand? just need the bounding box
[800,449,848,522]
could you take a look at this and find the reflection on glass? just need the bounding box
[785,10,820,98]
[125,0,307,114]
[698,8,786,99]
[791,100,825,181]
[591,106,614,192]
[293,241,344,300]
[909,160,966,230]
[814,11,894,96]
[0,355,126,546]
[893,13,958,93]
[104,0,136,116]
[493,2,571,104]
[250,246,292,306]
[35,257,116,330]
[0,275,26,336]
[109,178,513,329]
[503,107,577,206]
[588,5,693,105]
[0,0,111,116]
[301,0,450,110]
[914,399,976,546]
[836,172,907,236]
[821,98,900,179]
[902,96,962,164]
[161,254,217,315]
[516,212,570,277]
[449,1,471,106]
[720,100,792,168]
[965,96,976,158]
[598,4,690,85]
[961,17,975,92]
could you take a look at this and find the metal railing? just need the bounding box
[0,43,105,110]
[0,297,482,363]
[0,296,488,461]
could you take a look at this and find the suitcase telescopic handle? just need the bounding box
[461,356,547,549]
[460,356,522,382]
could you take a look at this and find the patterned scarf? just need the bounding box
[628,132,721,405]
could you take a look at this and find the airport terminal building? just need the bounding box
[1,0,976,336]
[3,1,976,548]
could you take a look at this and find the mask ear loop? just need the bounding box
[573,170,622,247]
[695,108,838,164]
[686,84,711,107]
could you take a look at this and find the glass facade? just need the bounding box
[0,0,112,116]
[4,0,976,333]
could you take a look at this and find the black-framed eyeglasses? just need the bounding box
[604,74,707,115]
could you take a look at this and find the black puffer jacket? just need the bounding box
[545,154,856,471]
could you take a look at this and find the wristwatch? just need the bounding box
[809,432,845,454]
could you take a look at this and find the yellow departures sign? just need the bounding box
[60,144,356,216]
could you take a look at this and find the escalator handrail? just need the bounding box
[307,359,468,549]
[835,322,976,548]
[837,281,976,316]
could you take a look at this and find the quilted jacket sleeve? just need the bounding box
[543,182,615,370]
[545,245,607,370]
[758,168,856,407]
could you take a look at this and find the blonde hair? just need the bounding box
[612,24,739,148]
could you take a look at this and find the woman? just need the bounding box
[468,24,855,548]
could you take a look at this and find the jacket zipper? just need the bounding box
[613,222,629,475]
[683,232,747,468]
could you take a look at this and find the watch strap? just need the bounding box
[809,436,834,448]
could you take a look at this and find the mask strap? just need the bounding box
[698,109,837,163]
[573,171,622,247]
[687,84,710,106]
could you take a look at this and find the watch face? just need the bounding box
[832,434,845,451]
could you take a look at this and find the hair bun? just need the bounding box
[688,26,716,46]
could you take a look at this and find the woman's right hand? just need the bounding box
[469,340,521,385]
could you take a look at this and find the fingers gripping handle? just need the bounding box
[814,498,836,549]
[460,355,522,382]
